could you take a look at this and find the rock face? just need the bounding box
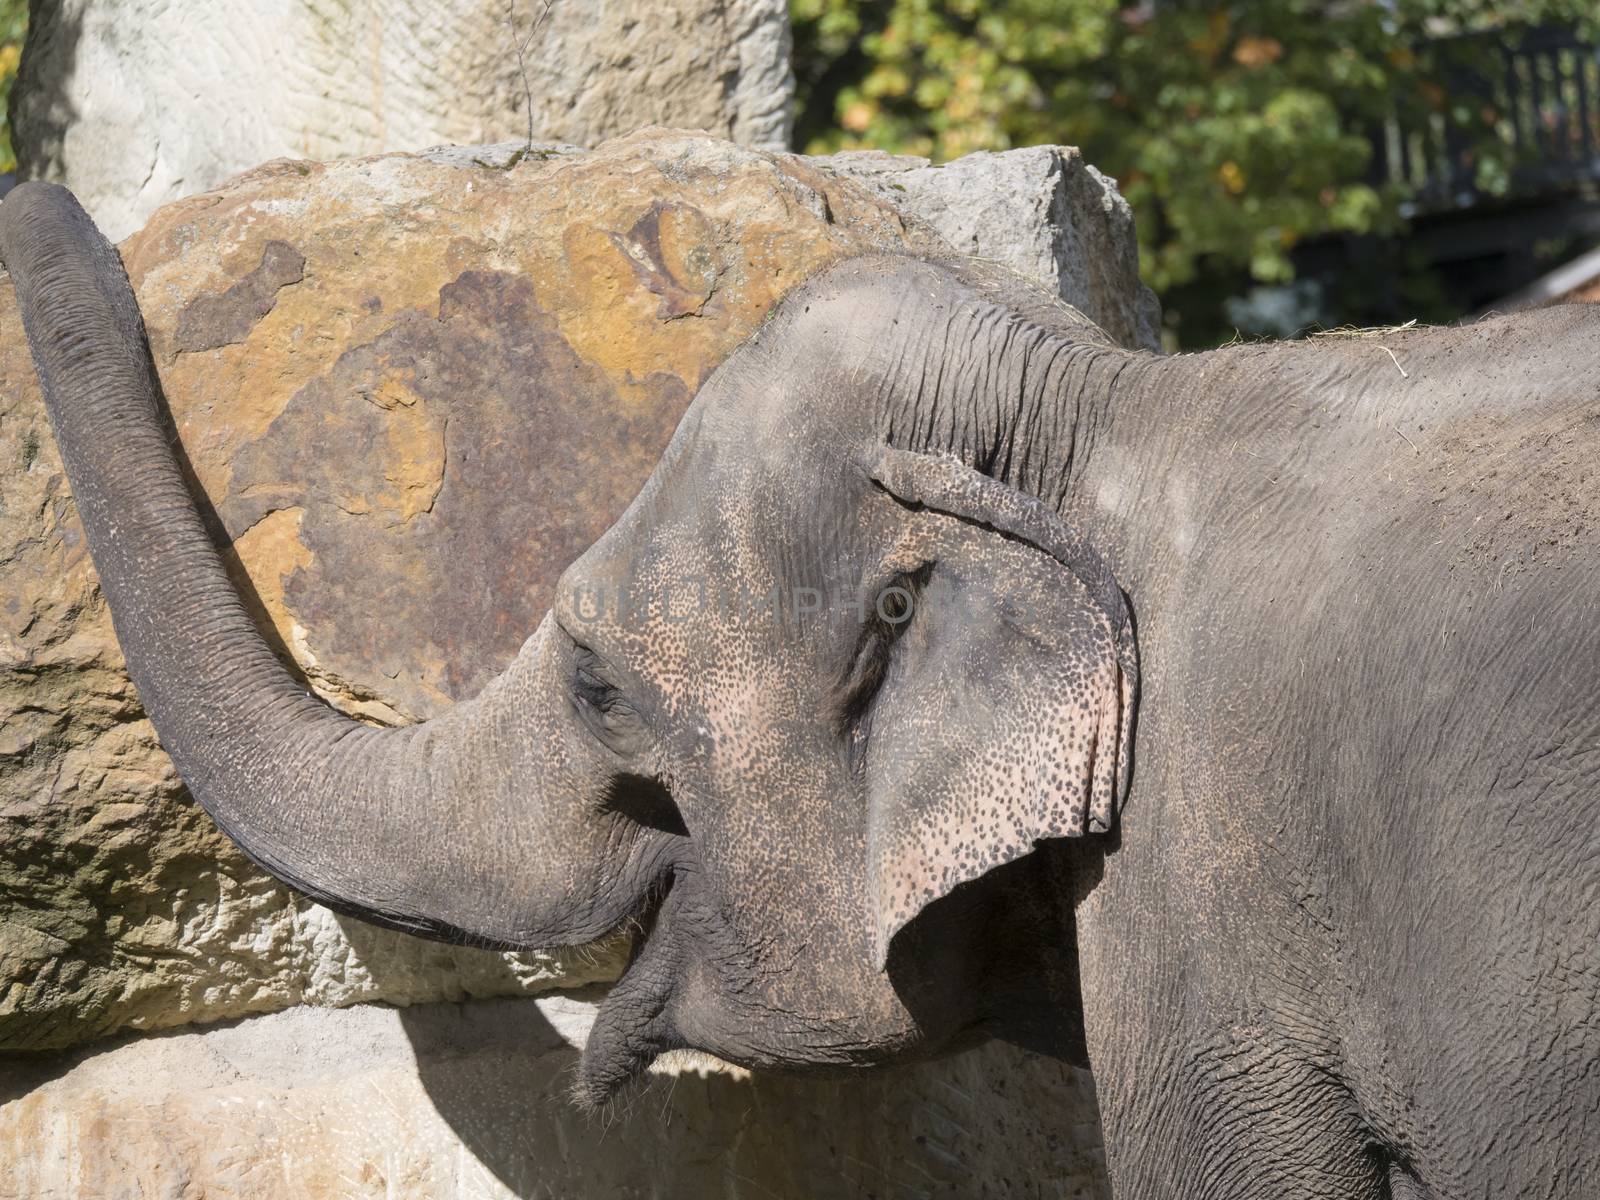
[820,147,1163,352]
[0,998,1109,1198]
[0,129,1153,1196]
[11,0,795,240]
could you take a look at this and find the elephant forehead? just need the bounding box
[571,436,872,642]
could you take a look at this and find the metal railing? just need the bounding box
[1377,25,1600,212]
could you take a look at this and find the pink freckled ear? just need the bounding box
[859,447,1137,969]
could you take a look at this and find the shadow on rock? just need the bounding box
[401,994,1110,1199]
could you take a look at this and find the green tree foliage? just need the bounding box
[0,0,26,175]
[793,0,1598,343]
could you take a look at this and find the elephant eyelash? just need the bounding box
[832,638,891,740]
[830,564,929,739]
[572,647,634,717]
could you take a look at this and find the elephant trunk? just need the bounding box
[0,183,653,948]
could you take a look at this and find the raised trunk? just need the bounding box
[1,183,651,948]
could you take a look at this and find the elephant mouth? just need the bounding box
[573,872,687,1108]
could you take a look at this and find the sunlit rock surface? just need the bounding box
[0,998,1109,1198]
[12,0,795,240]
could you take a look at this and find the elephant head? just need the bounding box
[1,184,1138,1104]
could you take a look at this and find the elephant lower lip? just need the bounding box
[573,876,684,1109]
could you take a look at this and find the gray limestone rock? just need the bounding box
[0,996,1110,1198]
[11,0,795,240]
[820,146,1164,351]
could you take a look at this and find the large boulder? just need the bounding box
[0,128,1152,1196]
[11,0,795,240]
[0,997,1109,1198]
[0,129,937,1052]
[820,147,1162,352]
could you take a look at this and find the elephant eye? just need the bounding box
[574,654,630,714]
[570,644,648,755]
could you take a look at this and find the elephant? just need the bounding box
[3,180,1597,1199]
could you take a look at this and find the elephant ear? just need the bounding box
[858,447,1138,968]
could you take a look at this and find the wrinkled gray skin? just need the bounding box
[4,183,1598,1198]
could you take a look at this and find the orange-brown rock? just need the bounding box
[0,129,936,1051]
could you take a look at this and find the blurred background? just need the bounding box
[0,3,19,181]
[790,0,1600,346]
[5,0,1600,347]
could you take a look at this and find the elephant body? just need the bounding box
[1063,314,1600,1195]
[3,182,1595,1197]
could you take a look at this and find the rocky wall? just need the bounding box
[11,0,795,240]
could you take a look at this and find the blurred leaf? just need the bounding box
[792,0,1596,344]
[0,0,25,176]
